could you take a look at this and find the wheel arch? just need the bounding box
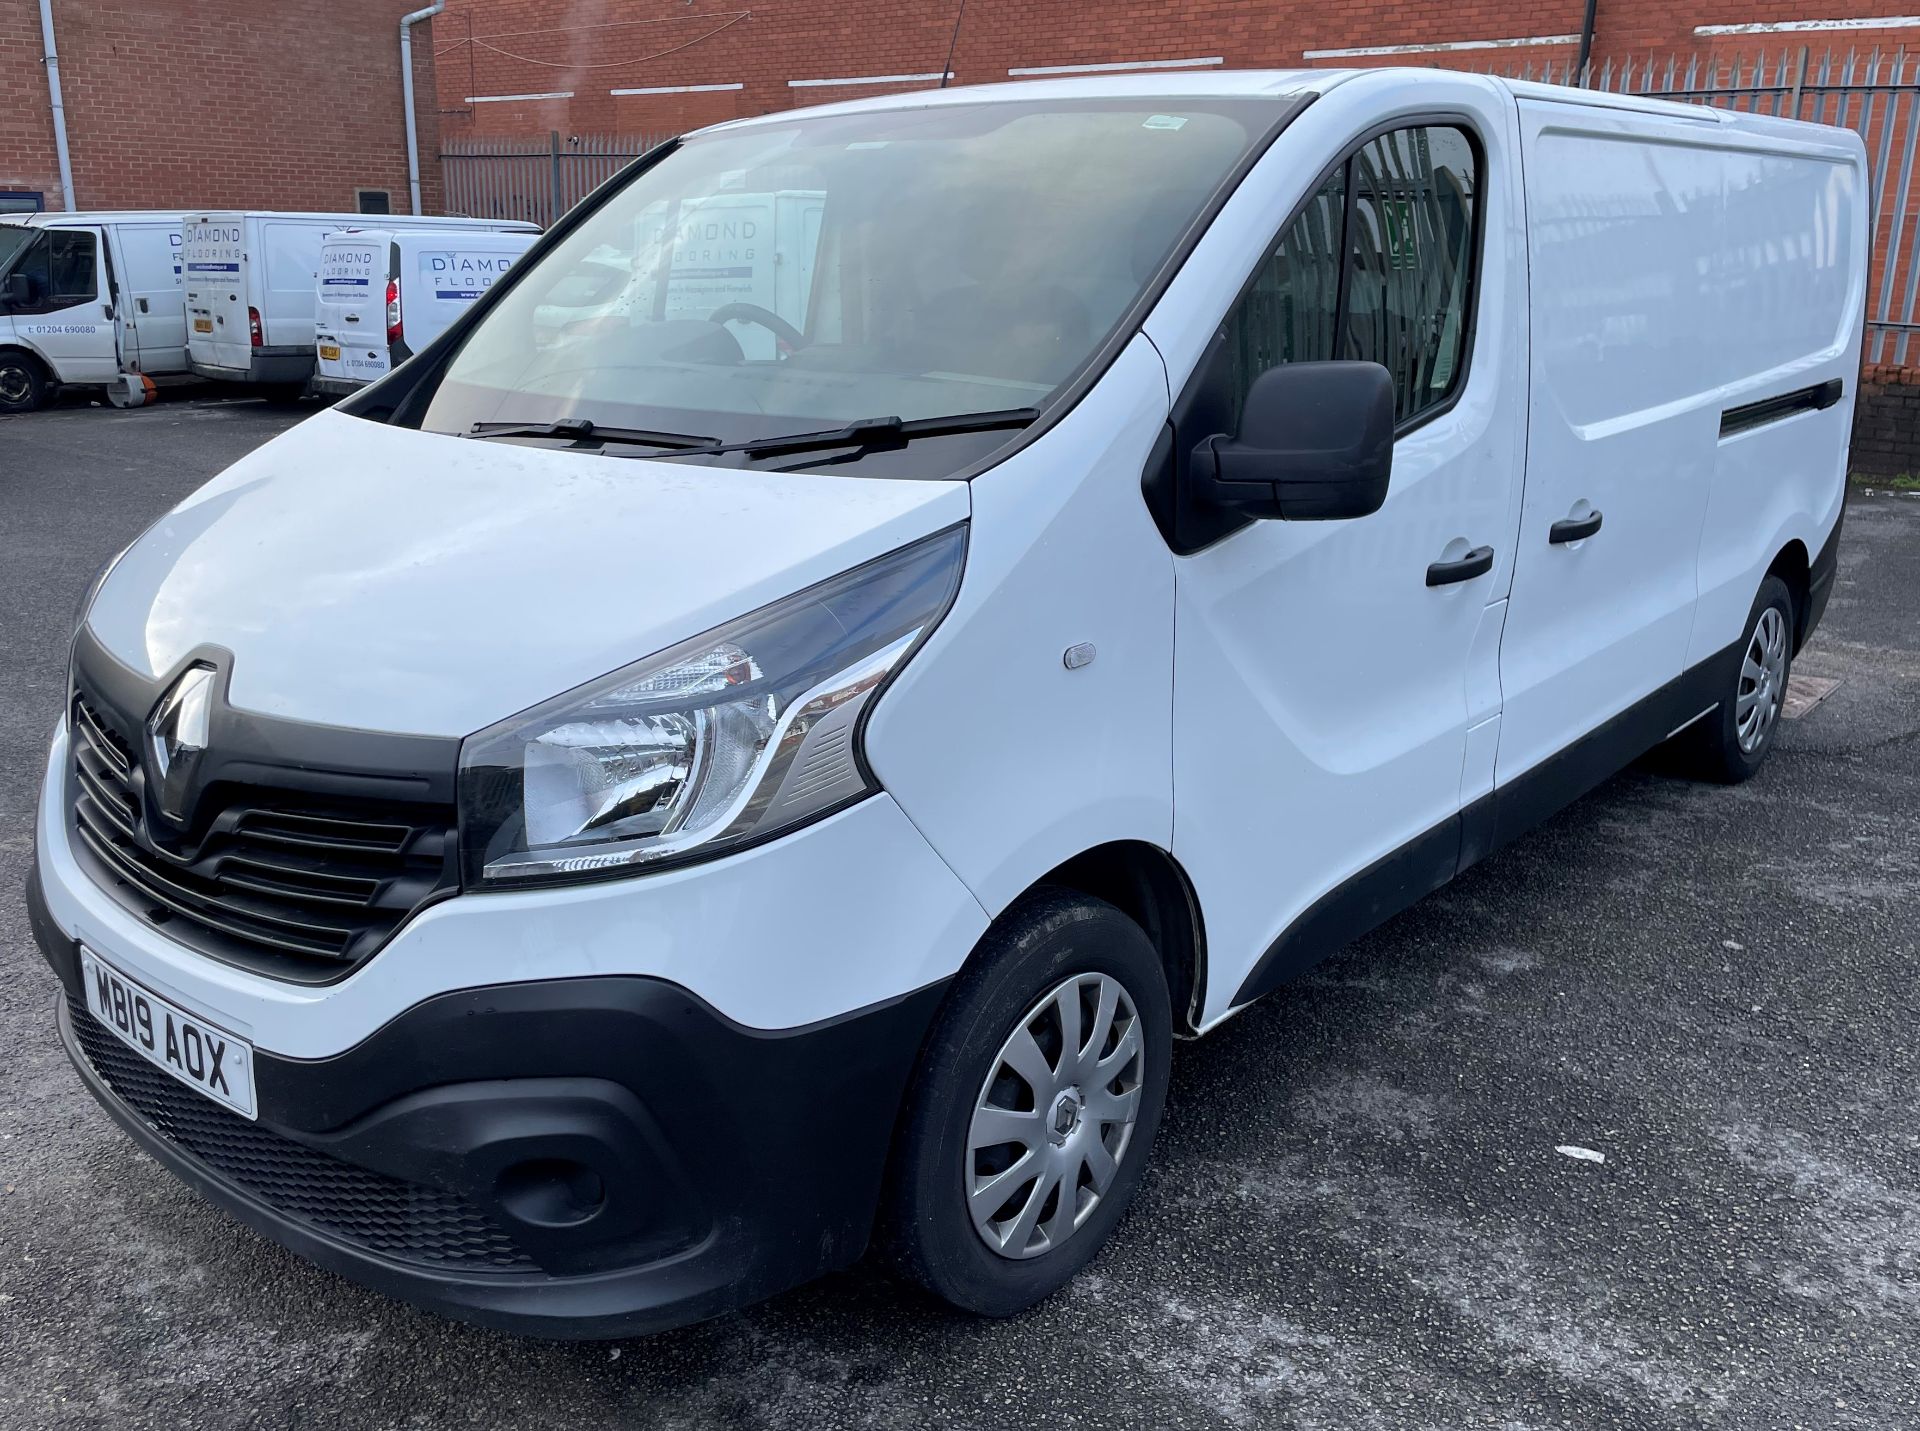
[1025,841,1208,1037]
[1766,538,1811,652]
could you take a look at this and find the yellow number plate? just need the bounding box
[192,317,213,333]
[318,343,341,361]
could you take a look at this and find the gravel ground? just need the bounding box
[2,395,1917,1429]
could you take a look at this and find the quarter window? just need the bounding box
[1220,124,1478,429]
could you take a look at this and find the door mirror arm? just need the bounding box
[1191,361,1396,522]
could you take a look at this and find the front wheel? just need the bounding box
[0,351,48,414]
[1675,573,1795,783]
[881,889,1171,1316]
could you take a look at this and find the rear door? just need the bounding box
[1494,100,1720,806]
[2,224,118,382]
[315,231,386,385]
[114,222,187,373]
[183,216,248,370]
[258,220,328,363]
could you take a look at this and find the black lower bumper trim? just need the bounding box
[34,855,951,1338]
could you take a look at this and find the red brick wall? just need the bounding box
[0,0,441,213]
[1851,363,1920,477]
[434,0,1920,139]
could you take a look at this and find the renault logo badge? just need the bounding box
[146,663,216,826]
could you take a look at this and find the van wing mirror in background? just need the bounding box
[3,272,37,309]
[1191,361,1395,521]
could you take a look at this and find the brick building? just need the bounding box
[1,0,441,214]
[432,0,1920,139]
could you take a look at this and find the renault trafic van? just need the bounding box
[32,70,1861,1338]
[313,227,539,394]
[181,212,537,390]
[0,211,187,412]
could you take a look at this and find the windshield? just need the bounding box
[420,98,1276,469]
[0,224,34,276]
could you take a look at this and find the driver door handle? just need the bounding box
[1549,510,1604,544]
[1426,545,1495,587]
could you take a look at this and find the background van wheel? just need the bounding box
[1675,573,1795,783]
[0,351,48,413]
[882,889,1171,1317]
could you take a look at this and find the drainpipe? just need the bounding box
[37,0,76,210]
[400,1,445,215]
[1574,0,1599,86]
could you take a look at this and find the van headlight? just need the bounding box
[458,526,966,886]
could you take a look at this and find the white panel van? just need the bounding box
[34,71,1862,1337]
[313,227,539,395]
[181,212,538,390]
[0,211,187,412]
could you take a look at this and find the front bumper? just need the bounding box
[33,854,950,1337]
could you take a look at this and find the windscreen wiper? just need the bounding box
[614,408,1042,462]
[465,417,718,450]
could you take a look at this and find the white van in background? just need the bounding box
[182,213,537,390]
[530,190,824,359]
[36,71,1862,1337]
[0,211,186,412]
[313,227,539,394]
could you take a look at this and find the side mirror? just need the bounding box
[4,272,36,308]
[1192,360,1395,521]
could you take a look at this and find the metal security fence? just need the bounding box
[440,132,674,228]
[1487,46,1920,366]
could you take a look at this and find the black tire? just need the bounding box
[0,350,48,414]
[1675,573,1796,783]
[881,888,1171,1317]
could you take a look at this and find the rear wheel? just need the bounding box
[0,351,48,414]
[1675,574,1795,782]
[882,889,1171,1316]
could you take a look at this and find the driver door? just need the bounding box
[5,225,117,382]
[1159,96,1529,1025]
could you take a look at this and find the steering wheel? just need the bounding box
[707,302,807,351]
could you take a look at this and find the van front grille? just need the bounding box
[68,693,458,984]
[69,995,535,1272]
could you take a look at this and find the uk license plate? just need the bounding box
[318,342,341,361]
[80,948,256,1119]
[192,316,213,334]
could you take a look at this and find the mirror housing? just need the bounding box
[3,272,36,308]
[1192,360,1395,521]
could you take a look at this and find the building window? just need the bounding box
[357,189,393,215]
[0,191,45,215]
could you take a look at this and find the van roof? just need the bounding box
[712,66,1849,140]
[0,210,188,226]
[181,211,538,228]
[715,68,1353,128]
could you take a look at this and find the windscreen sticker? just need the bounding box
[420,250,517,301]
[1142,114,1189,130]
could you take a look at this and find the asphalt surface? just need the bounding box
[3,394,1918,1429]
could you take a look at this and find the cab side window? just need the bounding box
[1343,127,1477,423]
[1225,170,1345,426]
[1220,124,1478,429]
[3,229,99,312]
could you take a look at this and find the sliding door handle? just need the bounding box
[1426,545,1494,587]
[1549,510,1603,544]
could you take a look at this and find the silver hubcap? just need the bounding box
[1737,605,1789,754]
[967,972,1145,1260]
[0,364,30,404]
